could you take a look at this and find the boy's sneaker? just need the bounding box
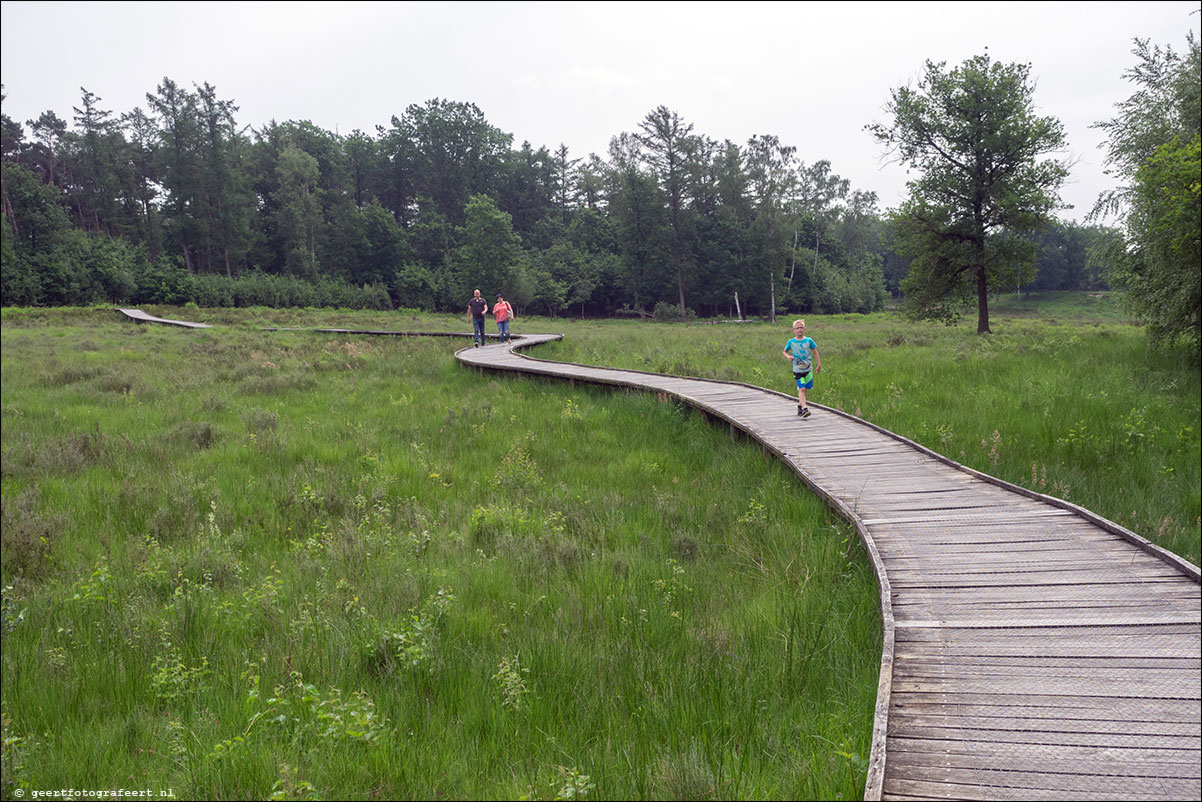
[801,407,812,418]
[797,405,805,416]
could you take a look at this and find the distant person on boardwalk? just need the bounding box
[493,293,515,343]
[783,318,821,418]
[467,289,489,347]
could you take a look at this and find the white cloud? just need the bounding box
[561,64,638,91]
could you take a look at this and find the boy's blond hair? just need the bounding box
[792,319,806,328]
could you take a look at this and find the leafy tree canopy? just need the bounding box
[1093,33,1201,349]
[868,53,1068,333]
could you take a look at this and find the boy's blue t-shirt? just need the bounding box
[785,336,817,373]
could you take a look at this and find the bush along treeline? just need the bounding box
[1091,35,1201,349]
[0,80,1112,317]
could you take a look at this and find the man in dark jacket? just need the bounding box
[467,289,489,347]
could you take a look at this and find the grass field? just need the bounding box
[984,289,1133,322]
[1,308,880,800]
[2,300,1198,800]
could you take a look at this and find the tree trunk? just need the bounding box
[813,231,820,280]
[786,230,799,295]
[143,199,157,261]
[977,265,991,334]
[769,272,776,324]
[3,184,18,235]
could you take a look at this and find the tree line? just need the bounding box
[2,36,1184,334]
[0,84,897,318]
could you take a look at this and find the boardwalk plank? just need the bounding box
[888,723,1201,749]
[895,622,1200,638]
[885,736,1200,764]
[883,780,1197,801]
[888,755,1202,781]
[890,676,1200,697]
[889,693,1202,718]
[893,662,1200,680]
[889,711,1202,736]
[885,769,1200,800]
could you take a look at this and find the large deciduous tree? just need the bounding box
[273,144,322,279]
[452,194,527,305]
[1092,34,1200,349]
[391,99,512,227]
[868,54,1068,333]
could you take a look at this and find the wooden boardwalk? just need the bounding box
[457,334,1202,802]
[117,308,212,328]
[114,311,1201,800]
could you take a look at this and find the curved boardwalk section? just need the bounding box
[458,335,1201,802]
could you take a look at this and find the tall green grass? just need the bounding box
[5,300,1195,801]
[2,309,878,800]
[986,290,1132,322]
[536,310,1201,566]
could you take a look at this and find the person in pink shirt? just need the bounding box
[493,293,515,343]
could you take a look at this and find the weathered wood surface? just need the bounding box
[456,334,1202,802]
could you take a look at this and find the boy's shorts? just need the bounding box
[793,371,814,390]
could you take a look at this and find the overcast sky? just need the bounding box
[2,1,1199,222]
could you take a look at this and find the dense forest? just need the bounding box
[0,77,1140,318]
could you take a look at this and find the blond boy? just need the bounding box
[782,319,821,417]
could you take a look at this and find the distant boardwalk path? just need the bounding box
[117,312,1201,801]
[117,308,212,328]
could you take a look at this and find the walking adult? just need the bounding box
[467,289,489,347]
[493,293,515,343]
